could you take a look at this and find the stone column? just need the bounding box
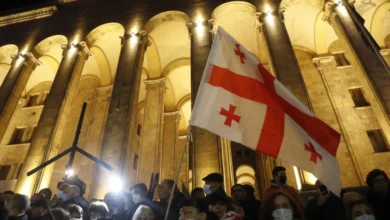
[257,10,312,190]
[0,53,40,143]
[94,32,148,198]
[219,137,234,195]
[325,2,390,118]
[14,42,92,196]
[161,111,180,181]
[137,78,165,187]
[188,19,221,188]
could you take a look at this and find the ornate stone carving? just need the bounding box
[0,6,57,27]
[86,23,125,46]
[0,44,18,64]
[145,11,190,34]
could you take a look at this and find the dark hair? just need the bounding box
[180,199,208,213]
[162,179,179,194]
[231,184,243,191]
[88,201,109,217]
[51,208,70,220]
[260,191,302,220]
[347,200,374,220]
[67,204,83,218]
[191,188,204,198]
[3,190,14,195]
[366,169,389,188]
[242,185,255,196]
[272,166,286,176]
[104,192,125,209]
[131,183,147,193]
[208,192,229,206]
[39,188,53,200]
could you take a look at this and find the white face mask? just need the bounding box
[61,193,68,202]
[272,208,293,220]
[203,184,212,195]
[356,214,375,220]
[132,194,141,204]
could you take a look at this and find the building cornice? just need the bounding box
[0,6,57,27]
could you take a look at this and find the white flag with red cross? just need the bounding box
[190,27,342,195]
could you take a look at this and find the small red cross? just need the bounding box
[220,104,241,127]
[234,44,246,64]
[304,142,323,164]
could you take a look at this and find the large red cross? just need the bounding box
[234,44,246,64]
[208,61,340,160]
[304,142,323,164]
[219,104,241,127]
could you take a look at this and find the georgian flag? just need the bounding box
[190,27,342,195]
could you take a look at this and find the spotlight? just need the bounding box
[108,175,123,192]
[65,169,74,177]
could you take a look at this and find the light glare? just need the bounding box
[293,166,302,190]
[65,169,74,177]
[108,175,123,192]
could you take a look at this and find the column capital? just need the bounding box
[323,2,339,23]
[380,49,390,56]
[61,41,92,59]
[121,30,148,45]
[312,56,335,69]
[11,52,41,67]
[144,77,166,90]
[186,19,213,36]
[163,111,181,122]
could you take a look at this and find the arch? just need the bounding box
[162,57,191,77]
[85,22,125,86]
[237,175,256,185]
[89,45,111,85]
[39,55,60,72]
[236,164,256,177]
[0,44,18,65]
[86,23,125,47]
[26,81,52,97]
[370,2,390,47]
[145,11,191,75]
[178,99,191,132]
[33,35,67,59]
[212,2,260,60]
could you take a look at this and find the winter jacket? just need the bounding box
[304,193,345,220]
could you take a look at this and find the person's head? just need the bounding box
[104,192,125,214]
[315,180,330,197]
[131,183,148,204]
[202,173,223,196]
[347,200,375,220]
[88,201,109,220]
[242,185,255,199]
[67,204,83,219]
[65,185,81,201]
[6,193,30,217]
[366,169,389,194]
[29,193,47,218]
[341,191,364,208]
[207,193,230,218]
[272,166,287,186]
[231,184,246,201]
[157,179,178,201]
[132,205,155,220]
[51,208,70,220]
[39,188,53,200]
[260,192,301,220]
[191,188,205,200]
[56,183,70,202]
[179,199,208,220]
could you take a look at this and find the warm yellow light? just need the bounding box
[306,172,318,185]
[264,5,273,15]
[293,166,302,190]
[108,175,123,192]
[65,168,74,177]
[20,179,33,196]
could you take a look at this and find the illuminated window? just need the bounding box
[9,126,36,145]
[367,130,389,153]
[349,88,370,107]
[334,53,350,67]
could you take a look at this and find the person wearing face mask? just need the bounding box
[304,180,345,220]
[202,173,239,208]
[347,200,376,220]
[179,199,219,220]
[126,184,157,220]
[263,167,303,210]
[88,201,111,220]
[365,169,390,220]
[260,191,302,220]
[60,185,89,220]
[52,183,70,208]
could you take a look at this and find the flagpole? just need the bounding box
[163,126,192,220]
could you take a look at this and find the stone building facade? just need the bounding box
[0,0,389,199]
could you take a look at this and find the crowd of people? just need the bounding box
[0,166,389,220]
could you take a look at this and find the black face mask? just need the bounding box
[279,176,287,185]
